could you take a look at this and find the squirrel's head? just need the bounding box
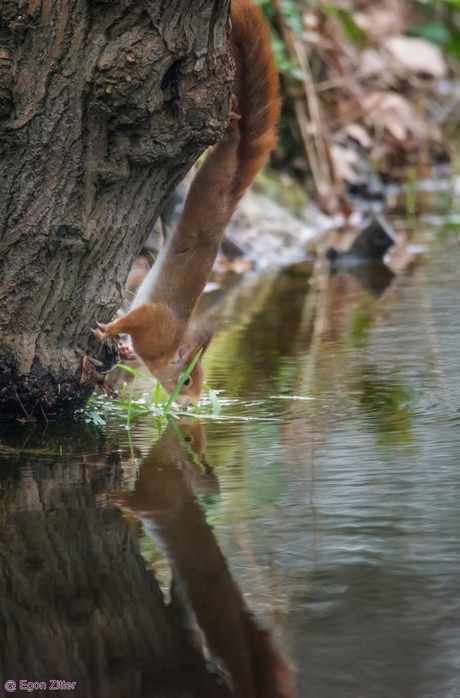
[155,329,213,407]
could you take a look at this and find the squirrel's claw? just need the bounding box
[227,107,241,133]
[229,95,241,123]
[92,321,111,342]
[91,327,106,342]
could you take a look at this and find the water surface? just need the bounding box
[1,230,460,697]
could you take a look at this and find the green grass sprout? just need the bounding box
[117,363,156,382]
[191,400,203,414]
[208,389,221,416]
[126,376,137,460]
[163,348,203,413]
[154,381,161,408]
[126,377,137,429]
[87,350,223,430]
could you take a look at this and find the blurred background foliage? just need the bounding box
[257,0,460,71]
[407,0,460,59]
[253,0,460,211]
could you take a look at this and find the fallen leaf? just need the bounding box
[362,91,426,143]
[342,123,373,149]
[384,36,446,79]
[303,9,320,30]
[359,48,390,77]
[353,2,405,42]
[330,144,360,183]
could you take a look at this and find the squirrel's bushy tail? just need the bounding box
[230,0,281,205]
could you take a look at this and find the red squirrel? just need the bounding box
[92,0,281,406]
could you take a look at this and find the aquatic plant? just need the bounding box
[85,349,221,427]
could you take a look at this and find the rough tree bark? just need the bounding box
[0,0,233,419]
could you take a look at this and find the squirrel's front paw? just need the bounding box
[91,321,112,342]
[118,345,137,361]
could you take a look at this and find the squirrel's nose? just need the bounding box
[175,393,193,408]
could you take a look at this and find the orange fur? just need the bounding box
[93,0,281,405]
[231,0,282,204]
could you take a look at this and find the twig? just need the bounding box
[40,402,49,426]
[14,390,35,423]
[270,0,336,207]
[315,71,366,93]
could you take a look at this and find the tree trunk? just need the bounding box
[0,0,232,419]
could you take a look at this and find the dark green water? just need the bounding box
[1,232,460,697]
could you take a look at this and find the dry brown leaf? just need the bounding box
[383,36,447,79]
[362,91,426,143]
[215,256,252,275]
[359,48,390,77]
[370,142,392,162]
[330,144,360,183]
[353,2,405,43]
[342,123,373,149]
[303,9,320,30]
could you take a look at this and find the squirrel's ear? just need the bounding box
[197,328,214,355]
[178,329,214,363]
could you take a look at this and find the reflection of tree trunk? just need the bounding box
[0,460,231,698]
[0,0,232,419]
[115,420,296,698]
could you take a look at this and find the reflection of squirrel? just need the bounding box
[112,420,295,698]
[93,0,281,406]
